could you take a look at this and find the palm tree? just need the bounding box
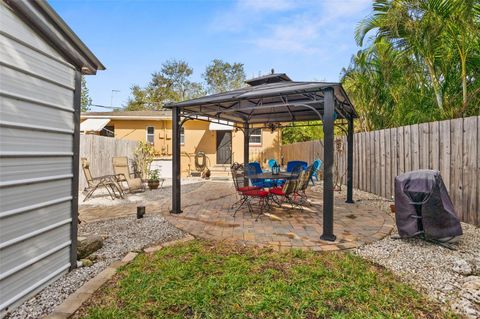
[445,0,480,112]
[355,0,455,111]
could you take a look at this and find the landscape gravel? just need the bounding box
[314,183,479,318]
[6,215,186,319]
[355,223,480,318]
[346,189,480,318]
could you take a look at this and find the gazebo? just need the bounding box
[165,73,357,241]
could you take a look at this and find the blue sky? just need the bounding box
[50,0,372,111]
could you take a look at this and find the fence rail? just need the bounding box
[281,116,479,225]
[79,135,139,191]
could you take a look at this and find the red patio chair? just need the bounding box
[230,163,262,216]
[243,188,270,221]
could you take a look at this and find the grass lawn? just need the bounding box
[77,241,455,319]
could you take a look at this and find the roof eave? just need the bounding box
[81,115,171,121]
[5,0,105,74]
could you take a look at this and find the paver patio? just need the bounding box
[79,181,394,251]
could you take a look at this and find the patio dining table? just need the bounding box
[247,172,293,180]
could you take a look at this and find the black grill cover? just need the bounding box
[394,170,462,239]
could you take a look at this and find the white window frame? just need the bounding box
[146,126,155,145]
[180,126,185,145]
[249,128,262,145]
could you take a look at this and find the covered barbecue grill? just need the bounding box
[394,170,462,240]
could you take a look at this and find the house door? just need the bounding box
[216,131,232,164]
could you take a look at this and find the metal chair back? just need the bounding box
[289,164,304,179]
[282,165,304,196]
[298,165,314,191]
[230,163,246,190]
[282,176,299,196]
[112,156,131,181]
[81,157,95,187]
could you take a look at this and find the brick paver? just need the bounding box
[79,181,394,251]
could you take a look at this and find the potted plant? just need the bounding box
[147,169,160,190]
[133,142,156,180]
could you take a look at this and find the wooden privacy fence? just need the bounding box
[79,135,139,191]
[281,116,479,225]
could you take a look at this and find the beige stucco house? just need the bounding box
[80,110,281,178]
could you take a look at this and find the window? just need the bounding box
[249,128,262,145]
[180,127,185,145]
[146,126,155,145]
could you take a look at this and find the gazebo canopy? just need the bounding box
[169,73,356,126]
[165,73,357,242]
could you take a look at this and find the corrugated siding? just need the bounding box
[0,2,76,314]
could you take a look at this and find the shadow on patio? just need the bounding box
[161,182,394,251]
[79,181,394,251]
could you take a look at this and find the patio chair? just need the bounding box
[267,159,278,171]
[112,157,145,193]
[310,159,322,185]
[81,157,123,202]
[295,165,315,206]
[230,163,262,216]
[269,165,305,209]
[242,186,270,221]
[246,162,276,188]
[286,160,308,172]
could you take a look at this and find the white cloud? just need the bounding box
[323,0,372,19]
[209,0,302,32]
[210,0,371,54]
[250,0,371,54]
[239,0,298,12]
[253,16,323,54]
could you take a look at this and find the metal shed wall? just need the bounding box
[0,2,77,314]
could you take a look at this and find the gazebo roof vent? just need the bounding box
[245,72,292,86]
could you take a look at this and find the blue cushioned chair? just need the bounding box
[286,161,308,172]
[310,159,322,185]
[246,162,276,188]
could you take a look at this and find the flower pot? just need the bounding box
[148,180,160,190]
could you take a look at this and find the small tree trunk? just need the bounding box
[426,61,444,111]
[461,53,468,113]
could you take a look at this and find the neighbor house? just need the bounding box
[80,110,281,178]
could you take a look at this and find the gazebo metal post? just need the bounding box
[243,122,250,185]
[346,116,354,203]
[243,122,250,166]
[320,87,336,241]
[171,106,182,214]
